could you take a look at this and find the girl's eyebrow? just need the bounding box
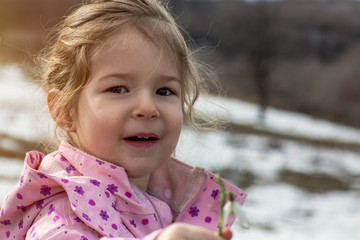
[161,75,181,83]
[96,73,132,82]
[96,73,181,83]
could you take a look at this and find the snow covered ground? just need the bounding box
[177,129,360,239]
[1,65,360,239]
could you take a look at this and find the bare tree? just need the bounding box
[242,2,278,123]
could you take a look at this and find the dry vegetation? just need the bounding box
[0,133,40,159]
[171,0,360,128]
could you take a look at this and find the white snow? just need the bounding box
[196,95,360,144]
[0,65,49,141]
[1,64,360,239]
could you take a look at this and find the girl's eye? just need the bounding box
[156,88,174,96]
[108,86,128,94]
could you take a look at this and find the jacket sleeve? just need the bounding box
[26,196,163,240]
[29,216,162,240]
[100,229,162,240]
[29,224,162,240]
[25,196,102,240]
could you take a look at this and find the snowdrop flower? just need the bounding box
[223,192,249,229]
[215,174,249,237]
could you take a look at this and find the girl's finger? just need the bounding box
[221,228,233,240]
[185,226,220,240]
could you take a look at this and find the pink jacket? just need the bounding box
[0,141,246,240]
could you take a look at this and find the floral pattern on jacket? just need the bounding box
[0,141,247,239]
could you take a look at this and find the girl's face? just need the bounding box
[71,28,183,187]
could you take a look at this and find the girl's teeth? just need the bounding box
[125,136,156,141]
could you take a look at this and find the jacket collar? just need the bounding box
[55,141,208,235]
[59,140,208,215]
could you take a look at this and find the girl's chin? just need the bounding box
[128,174,151,190]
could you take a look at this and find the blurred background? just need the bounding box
[1,0,360,239]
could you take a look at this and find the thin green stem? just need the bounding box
[228,191,234,202]
[216,174,226,237]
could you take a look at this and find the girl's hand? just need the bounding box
[157,223,232,240]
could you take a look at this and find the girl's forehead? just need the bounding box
[90,27,180,73]
[87,27,181,82]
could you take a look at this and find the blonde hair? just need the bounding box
[37,0,217,149]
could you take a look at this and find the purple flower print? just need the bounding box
[37,173,47,179]
[96,159,105,165]
[141,218,149,225]
[53,216,60,222]
[74,186,84,195]
[205,216,212,223]
[106,184,118,194]
[211,189,219,200]
[112,202,119,212]
[61,179,69,183]
[40,185,51,196]
[130,220,136,228]
[99,210,109,221]
[36,200,44,209]
[82,213,91,222]
[18,218,24,229]
[17,205,26,212]
[38,152,44,161]
[90,179,100,186]
[0,219,11,225]
[30,154,35,164]
[66,165,76,173]
[80,236,88,240]
[74,217,84,224]
[105,191,110,198]
[98,225,104,231]
[48,204,55,215]
[189,207,200,217]
[17,193,23,200]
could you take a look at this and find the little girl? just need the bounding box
[0,0,246,239]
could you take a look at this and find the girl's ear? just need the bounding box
[47,89,75,132]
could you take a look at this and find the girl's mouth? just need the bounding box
[125,136,158,141]
[123,134,159,147]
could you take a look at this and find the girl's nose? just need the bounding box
[132,94,160,119]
